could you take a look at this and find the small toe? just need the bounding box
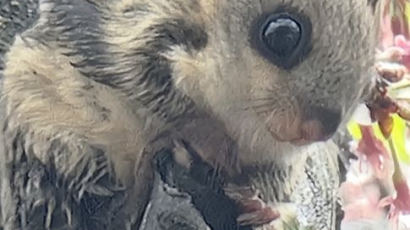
[237,207,280,226]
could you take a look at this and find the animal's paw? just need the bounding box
[224,185,280,226]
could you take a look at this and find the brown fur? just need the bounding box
[0,0,382,229]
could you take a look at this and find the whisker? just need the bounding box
[248,102,277,110]
[241,101,277,111]
[251,97,277,102]
[255,109,274,116]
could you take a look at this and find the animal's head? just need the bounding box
[161,0,381,145]
[70,0,381,152]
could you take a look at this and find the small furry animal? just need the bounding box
[0,0,382,229]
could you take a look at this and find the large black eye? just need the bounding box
[262,17,301,57]
[251,11,312,70]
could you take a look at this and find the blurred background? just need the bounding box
[340,1,410,229]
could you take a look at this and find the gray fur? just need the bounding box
[0,0,39,69]
[0,0,381,229]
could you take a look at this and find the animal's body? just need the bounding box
[0,0,381,229]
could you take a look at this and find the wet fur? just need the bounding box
[0,0,381,229]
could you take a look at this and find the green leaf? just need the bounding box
[405,1,410,33]
[347,121,362,140]
[390,114,410,164]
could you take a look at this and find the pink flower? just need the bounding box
[380,13,395,50]
[340,167,387,222]
[393,35,410,69]
[392,179,410,215]
[356,126,391,178]
[379,179,410,229]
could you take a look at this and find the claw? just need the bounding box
[224,184,280,227]
[237,206,280,226]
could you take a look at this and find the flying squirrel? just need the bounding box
[0,0,382,229]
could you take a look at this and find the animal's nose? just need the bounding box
[301,106,342,141]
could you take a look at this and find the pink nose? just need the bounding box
[301,107,341,141]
